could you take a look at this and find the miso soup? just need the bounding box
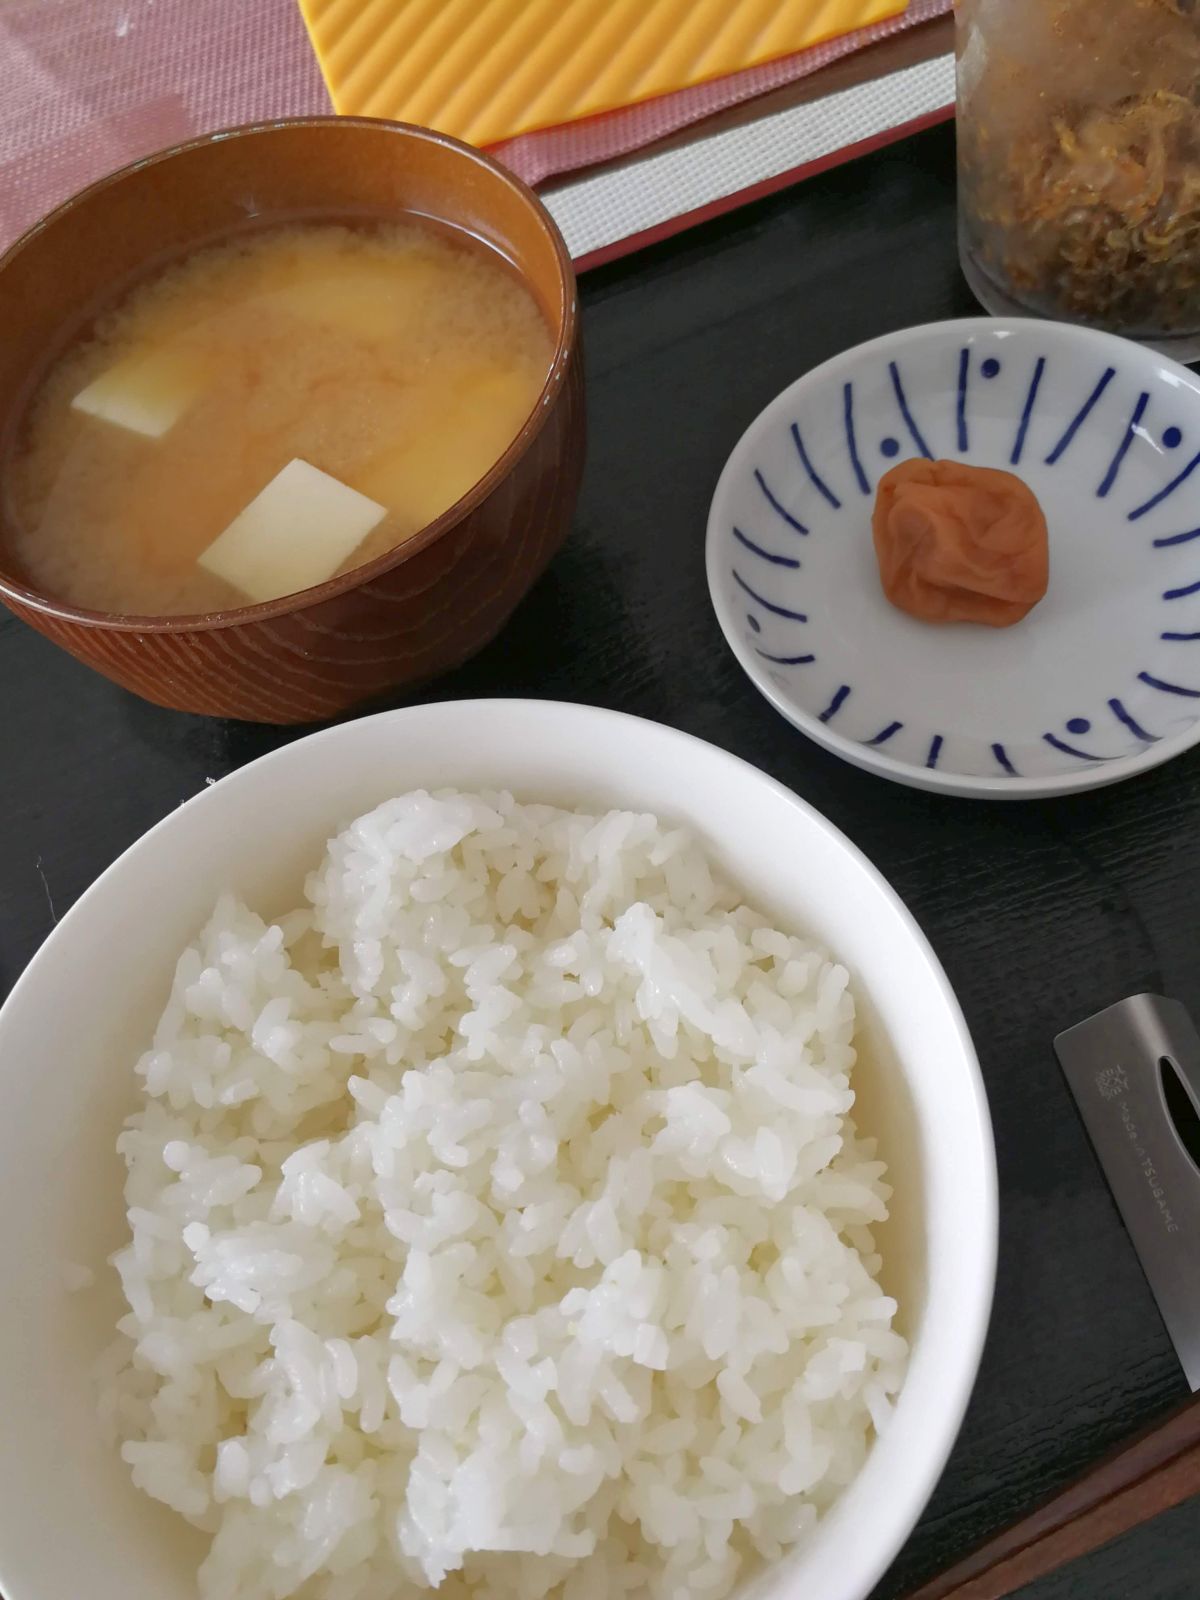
[6,220,555,616]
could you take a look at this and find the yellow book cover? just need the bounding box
[298,0,908,147]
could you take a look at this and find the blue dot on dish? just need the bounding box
[1067,717,1091,735]
[1164,426,1183,450]
[881,437,900,458]
[981,357,1001,379]
[747,614,761,634]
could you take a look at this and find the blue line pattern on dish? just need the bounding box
[1138,670,1200,698]
[791,423,843,510]
[1129,450,1200,521]
[843,382,871,496]
[1098,390,1150,498]
[732,570,808,621]
[888,361,934,459]
[818,684,851,722]
[1044,733,1109,762]
[724,340,1200,784]
[1044,366,1115,464]
[754,468,808,535]
[1109,698,1157,741]
[1011,356,1046,466]
[732,526,800,568]
[756,649,816,665]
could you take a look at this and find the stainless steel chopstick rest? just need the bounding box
[1055,995,1200,1394]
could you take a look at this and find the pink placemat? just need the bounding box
[0,0,329,255]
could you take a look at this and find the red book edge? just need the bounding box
[571,103,954,274]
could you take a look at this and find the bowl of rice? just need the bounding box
[0,699,996,1600]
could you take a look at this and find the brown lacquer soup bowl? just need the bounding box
[0,118,584,723]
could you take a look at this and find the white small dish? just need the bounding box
[707,318,1200,798]
[0,700,995,1600]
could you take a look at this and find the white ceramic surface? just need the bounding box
[707,318,1200,798]
[0,700,996,1600]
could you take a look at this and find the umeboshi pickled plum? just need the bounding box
[871,458,1049,627]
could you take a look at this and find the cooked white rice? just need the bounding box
[109,791,907,1600]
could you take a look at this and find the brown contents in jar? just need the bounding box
[872,459,1049,628]
[958,0,1200,335]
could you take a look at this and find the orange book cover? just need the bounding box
[298,0,909,146]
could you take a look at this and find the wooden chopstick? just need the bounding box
[902,1391,1200,1600]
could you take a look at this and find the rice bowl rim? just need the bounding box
[0,698,997,1600]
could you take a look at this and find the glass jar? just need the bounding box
[957,0,1200,359]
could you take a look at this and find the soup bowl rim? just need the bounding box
[0,114,579,635]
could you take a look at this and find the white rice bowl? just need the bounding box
[110,791,906,1600]
[0,702,996,1600]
